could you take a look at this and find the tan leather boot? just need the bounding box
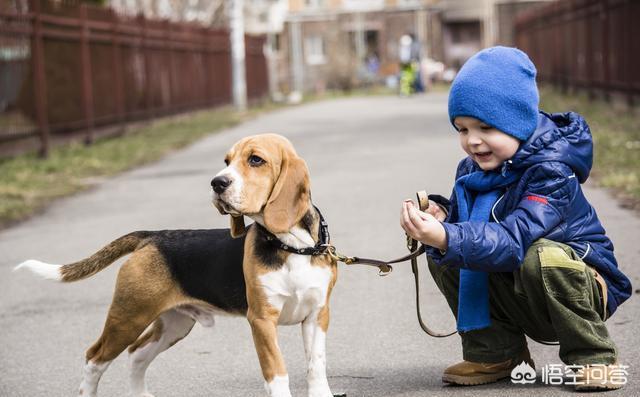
[574,364,624,391]
[442,347,535,386]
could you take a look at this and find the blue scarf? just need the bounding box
[454,167,521,332]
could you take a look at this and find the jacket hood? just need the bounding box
[510,111,593,183]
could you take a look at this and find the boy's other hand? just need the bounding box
[426,199,447,222]
[400,200,447,251]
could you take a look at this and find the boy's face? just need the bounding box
[454,116,521,171]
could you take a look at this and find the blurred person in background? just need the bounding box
[398,34,423,96]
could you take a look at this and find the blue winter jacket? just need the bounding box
[428,111,632,317]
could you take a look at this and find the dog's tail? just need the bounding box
[14,231,154,283]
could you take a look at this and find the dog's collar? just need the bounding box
[258,206,330,256]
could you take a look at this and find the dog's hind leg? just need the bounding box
[79,312,154,397]
[78,246,183,397]
[128,309,196,397]
[78,360,111,397]
[79,298,160,397]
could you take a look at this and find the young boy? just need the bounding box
[399,46,632,391]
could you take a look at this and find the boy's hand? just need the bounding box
[425,199,447,222]
[400,200,447,251]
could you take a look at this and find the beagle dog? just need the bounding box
[16,134,338,397]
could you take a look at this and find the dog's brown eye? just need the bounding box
[248,155,265,166]
[224,159,229,166]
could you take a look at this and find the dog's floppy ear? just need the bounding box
[230,215,246,238]
[263,154,310,234]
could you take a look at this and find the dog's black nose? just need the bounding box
[211,176,232,194]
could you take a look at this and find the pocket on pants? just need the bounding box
[538,245,588,301]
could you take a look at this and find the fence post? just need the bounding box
[586,4,594,101]
[554,3,571,94]
[570,0,578,95]
[80,4,95,144]
[112,9,125,128]
[203,26,212,107]
[229,0,247,111]
[551,10,558,87]
[30,0,50,157]
[625,0,633,107]
[142,15,154,118]
[206,29,215,106]
[601,0,610,102]
[165,20,174,113]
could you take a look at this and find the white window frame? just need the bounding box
[304,35,326,65]
[305,0,325,9]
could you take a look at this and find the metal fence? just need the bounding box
[0,0,269,156]
[515,0,639,105]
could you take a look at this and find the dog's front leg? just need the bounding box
[302,305,332,397]
[248,311,291,397]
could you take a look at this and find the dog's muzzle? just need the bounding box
[212,196,238,215]
[211,190,241,217]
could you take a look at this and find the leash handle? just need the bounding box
[416,190,429,212]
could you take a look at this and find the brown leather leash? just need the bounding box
[406,191,456,338]
[330,191,572,345]
[329,190,457,338]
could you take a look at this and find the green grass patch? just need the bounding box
[0,103,283,228]
[539,86,640,209]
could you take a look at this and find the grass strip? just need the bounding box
[0,103,280,228]
[539,86,640,210]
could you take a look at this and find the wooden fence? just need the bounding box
[515,0,639,105]
[0,0,269,156]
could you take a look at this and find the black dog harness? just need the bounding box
[257,206,331,256]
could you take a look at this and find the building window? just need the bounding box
[305,35,326,65]
[449,21,481,44]
[305,0,325,9]
[272,33,281,52]
[395,0,421,8]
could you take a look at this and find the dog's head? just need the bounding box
[211,134,311,237]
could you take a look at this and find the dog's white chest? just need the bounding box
[259,254,332,325]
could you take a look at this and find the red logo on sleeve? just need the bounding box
[527,195,548,205]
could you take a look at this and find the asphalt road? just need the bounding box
[2,93,638,396]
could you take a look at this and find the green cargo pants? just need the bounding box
[427,238,617,365]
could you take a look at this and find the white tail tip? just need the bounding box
[14,259,62,281]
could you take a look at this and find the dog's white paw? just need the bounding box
[308,383,332,397]
[137,393,155,397]
[265,375,292,397]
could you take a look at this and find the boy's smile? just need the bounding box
[454,116,521,171]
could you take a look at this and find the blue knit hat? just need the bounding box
[448,46,539,141]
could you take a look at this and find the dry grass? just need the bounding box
[539,86,640,210]
[0,104,280,228]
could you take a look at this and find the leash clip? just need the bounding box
[323,245,353,264]
[323,245,393,276]
[377,264,393,276]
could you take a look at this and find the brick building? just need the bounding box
[267,0,551,97]
[272,0,435,95]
